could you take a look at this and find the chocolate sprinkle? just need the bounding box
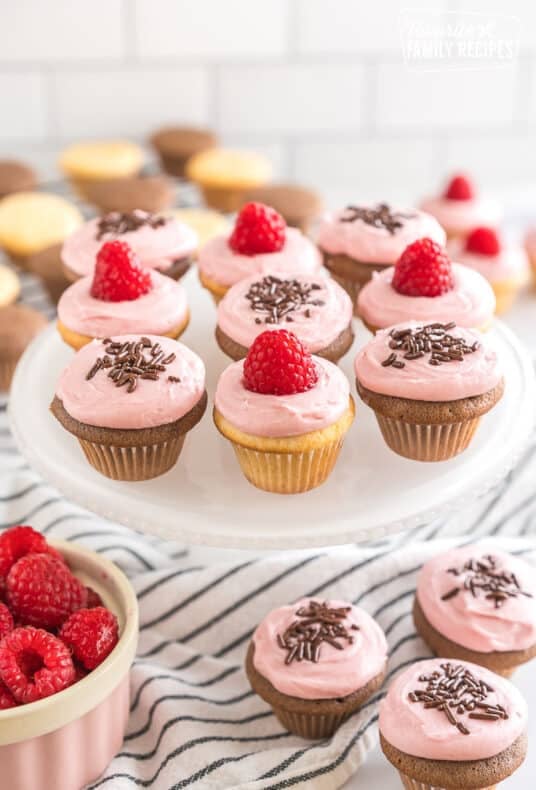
[340,203,415,234]
[277,600,357,666]
[245,275,324,325]
[409,662,508,735]
[96,210,168,240]
[442,554,533,609]
[85,337,179,393]
[381,322,478,369]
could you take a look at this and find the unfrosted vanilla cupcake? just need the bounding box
[59,140,144,198]
[420,173,501,240]
[186,148,272,212]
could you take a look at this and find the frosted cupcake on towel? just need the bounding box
[62,210,197,282]
[380,658,527,790]
[420,173,502,240]
[355,320,504,461]
[317,202,445,312]
[414,545,536,677]
[246,598,387,738]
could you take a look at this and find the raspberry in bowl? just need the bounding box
[57,240,190,351]
[0,525,138,790]
[357,237,496,333]
[214,329,355,493]
[197,202,323,306]
[420,173,502,240]
[215,272,354,363]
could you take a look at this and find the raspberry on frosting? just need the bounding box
[229,202,286,256]
[392,238,454,297]
[444,174,475,201]
[243,329,318,395]
[465,226,501,257]
[91,240,152,302]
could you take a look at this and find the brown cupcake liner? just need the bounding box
[374,414,481,461]
[399,774,496,790]
[272,706,350,739]
[0,359,18,392]
[78,434,186,481]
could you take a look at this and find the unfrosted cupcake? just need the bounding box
[317,202,445,313]
[380,658,527,790]
[357,238,496,333]
[61,210,197,282]
[149,126,217,177]
[355,321,504,461]
[57,241,189,350]
[0,263,20,307]
[414,545,536,678]
[82,175,175,215]
[246,598,387,738]
[214,329,354,493]
[186,148,272,213]
[198,202,322,305]
[169,208,230,249]
[420,174,502,240]
[51,334,206,481]
[59,140,144,198]
[241,183,323,233]
[216,272,353,362]
[0,160,37,199]
[0,305,47,391]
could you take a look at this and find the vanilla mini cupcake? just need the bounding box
[57,241,189,350]
[216,272,353,362]
[198,202,322,305]
[214,329,354,493]
[246,598,387,738]
[62,210,197,282]
[357,238,496,333]
[317,203,445,313]
[186,148,272,213]
[355,321,504,461]
[380,658,527,790]
[59,140,144,198]
[414,545,536,678]
[51,335,206,481]
[420,173,502,240]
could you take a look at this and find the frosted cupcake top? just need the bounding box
[56,335,205,430]
[379,658,527,760]
[354,321,502,401]
[420,195,501,237]
[252,598,387,699]
[317,203,446,264]
[198,227,322,288]
[357,263,496,330]
[417,544,536,653]
[217,272,352,352]
[58,270,189,338]
[448,240,529,285]
[61,211,197,277]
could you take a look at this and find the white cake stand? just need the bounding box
[9,271,536,550]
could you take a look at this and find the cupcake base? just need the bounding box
[199,270,229,306]
[57,311,191,351]
[0,359,18,392]
[322,252,391,315]
[198,184,249,213]
[398,772,496,790]
[214,324,355,364]
[491,278,525,316]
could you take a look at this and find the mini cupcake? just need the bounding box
[170,208,230,249]
[355,321,504,461]
[357,238,496,333]
[0,159,37,199]
[241,183,323,233]
[198,202,322,305]
[317,202,445,313]
[214,329,354,493]
[59,140,144,198]
[420,173,502,240]
[82,175,175,215]
[149,126,217,177]
[414,545,536,678]
[0,192,82,269]
[27,244,69,305]
[186,148,272,213]
[0,305,47,390]
[246,598,387,738]
[50,334,206,481]
[380,658,527,790]
[216,272,353,362]
[524,225,536,284]
[0,263,20,307]
[61,210,197,283]
[449,227,529,315]
[57,241,190,351]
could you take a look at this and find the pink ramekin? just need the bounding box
[0,539,139,790]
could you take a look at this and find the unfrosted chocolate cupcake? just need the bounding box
[27,243,69,305]
[82,175,175,215]
[0,305,47,390]
[242,184,322,233]
[150,126,217,178]
[0,160,37,199]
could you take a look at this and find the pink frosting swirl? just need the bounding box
[448,240,529,285]
[354,321,502,401]
[357,263,496,329]
[215,356,350,437]
[56,334,205,429]
[57,270,189,337]
[253,599,388,699]
[417,545,536,653]
[197,228,323,288]
[420,196,502,236]
[217,272,352,352]
[317,205,446,264]
[379,658,527,760]
[61,213,197,277]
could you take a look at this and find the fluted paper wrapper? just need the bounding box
[399,773,496,790]
[273,705,349,739]
[375,414,481,462]
[78,435,186,481]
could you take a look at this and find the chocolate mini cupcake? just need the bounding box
[241,184,323,233]
[82,175,175,215]
[51,335,206,481]
[150,126,217,178]
[414,545,536,678]
[27,244,69,305]
[0,305,47,391]
[0,160,37,199]
[246,598,387,739]
[380,658,527,790]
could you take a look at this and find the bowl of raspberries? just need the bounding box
[0,525,138,790]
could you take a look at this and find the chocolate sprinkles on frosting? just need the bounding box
[276,600,358,666]
[96,210,168,240]
[441,554,533,609]
[85,337,177,393]
[245,275,325,325]
[340,203,415,234]
[381,322,479,369]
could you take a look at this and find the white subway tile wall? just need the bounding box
[0,0,534,199]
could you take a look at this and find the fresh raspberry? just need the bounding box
[85,586,104,609]
[443,174,474,201]
[90,240,151,302]
[7,554,87,630]
[0,526,60,593]
[228,202,286,255]
[59,607,119,670]
[392,238,454,298]
[0,627,75,704]
[243,330,318,395]
[0,603,14,640]
[0,679,17,709]
[465,226,500,256]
